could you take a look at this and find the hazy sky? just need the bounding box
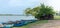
[0,0,60,14]
[47,0,60,12]
[0,0,40,14]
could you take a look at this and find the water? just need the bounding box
[0,16,35,23]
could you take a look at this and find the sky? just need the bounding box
[46,0,60,12]
[0,0,60,14]
[0,0,40,14]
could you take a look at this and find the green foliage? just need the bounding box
[25,6,40,16]
[38,4,55,16]
[25,3,55,20]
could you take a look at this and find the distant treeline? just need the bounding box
[0,14,24,16]
[0,14,31,16]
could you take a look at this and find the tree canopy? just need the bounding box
[25,4,55,20]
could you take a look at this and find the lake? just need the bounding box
[0,16,35,23]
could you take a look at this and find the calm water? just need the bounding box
[0,16,35,23]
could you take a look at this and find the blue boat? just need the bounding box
[13,20,37,27]
[3,24,14,28]
[13,21,29,27]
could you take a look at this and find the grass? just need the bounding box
[13,26,30,28]
[54,16,60,20]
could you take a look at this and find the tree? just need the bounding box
[25,4,55,20]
